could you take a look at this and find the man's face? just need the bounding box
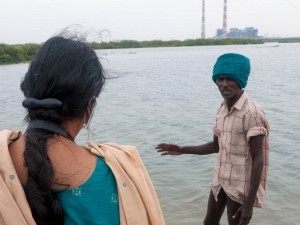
[215,75,242,101]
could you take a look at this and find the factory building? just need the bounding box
[215,27,259,39]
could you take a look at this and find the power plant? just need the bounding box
[201,0,258,39]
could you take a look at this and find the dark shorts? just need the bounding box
[217,187,227,204]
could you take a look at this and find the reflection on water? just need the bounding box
[1,43,300,225]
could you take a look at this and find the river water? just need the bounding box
[1,43,300,225]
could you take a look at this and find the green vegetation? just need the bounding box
[0,43,40,65]
[0,38,271,65]
[263,37,300,43]
[3,37,300,65]
[89,38,263,49]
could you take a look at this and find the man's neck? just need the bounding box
[226,90,244,112]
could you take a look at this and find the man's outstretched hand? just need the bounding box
[155,143,183,155]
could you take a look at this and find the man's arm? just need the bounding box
[233,135,264,225]
[156,135,219,155]
[246,135,264,204]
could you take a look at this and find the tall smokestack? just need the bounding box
[201,0,205,39]
[222,0,227,38]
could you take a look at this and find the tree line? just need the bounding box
[0,44,41,65]
[89,39,263,49]
[1,39,264,65]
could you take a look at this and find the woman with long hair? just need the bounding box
[1,34,165,225]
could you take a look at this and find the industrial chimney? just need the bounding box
[201,0,205,39]
[222,0,227,38]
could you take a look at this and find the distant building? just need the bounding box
[216,29,223,38]
[215,27,258,39]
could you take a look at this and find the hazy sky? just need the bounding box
[1,0,300,44]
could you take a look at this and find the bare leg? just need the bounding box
[203,190,226,225]
[226,196,242,225]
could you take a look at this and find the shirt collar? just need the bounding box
[223,91,248,111]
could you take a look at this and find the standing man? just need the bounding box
[156,53,270,225]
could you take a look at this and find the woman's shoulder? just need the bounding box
[88,142,138,154]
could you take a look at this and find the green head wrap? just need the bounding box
[212,53,251,88]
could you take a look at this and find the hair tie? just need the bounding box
[22,98,62,110]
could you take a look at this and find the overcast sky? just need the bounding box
[1,0,299,44]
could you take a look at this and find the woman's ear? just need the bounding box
[85,96,96,123]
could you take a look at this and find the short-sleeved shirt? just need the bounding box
[211,91,270,207]
[57,156,120,225]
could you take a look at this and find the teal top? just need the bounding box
[57,157,120,225]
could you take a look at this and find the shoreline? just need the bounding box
[1,38,300,65]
